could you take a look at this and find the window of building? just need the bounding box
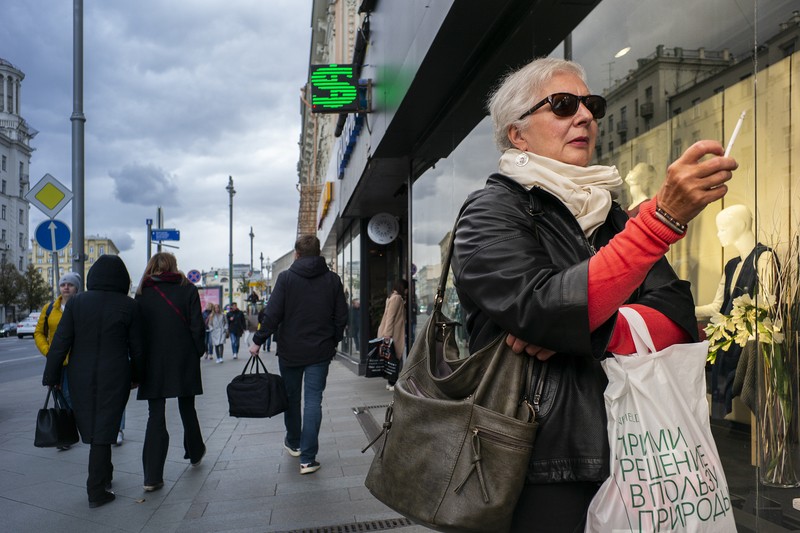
[99,245,105,255]
[18,209,23,224]
[19,232,24,247]
[0,229,4,241]
[645,86,653,102]
[1,205,5,220]
[19,257,23,270]
[1,180,5,194]
[1,155,5,171]
[18,161,23,178]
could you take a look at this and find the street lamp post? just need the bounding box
[225,176,235,307]
[265,255,271,297]
[249,226,254,273]
[259,251,264,293]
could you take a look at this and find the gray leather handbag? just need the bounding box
[363,220,538,533]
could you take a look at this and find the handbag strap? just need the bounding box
[241,354,270,376]
[617,306,657,355]
[44,387,70,409]
[432,201,473,314]
[151,284,188,325]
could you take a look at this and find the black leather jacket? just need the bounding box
[452,174,698,484]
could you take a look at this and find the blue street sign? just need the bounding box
[150,228,180,241]
[187,269,201,284]
[35,219,71,252]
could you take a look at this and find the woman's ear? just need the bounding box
[508,125,528,151]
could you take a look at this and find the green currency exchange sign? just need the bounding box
[310,64,360,113]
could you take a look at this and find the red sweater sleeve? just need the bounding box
[588,198,692,352]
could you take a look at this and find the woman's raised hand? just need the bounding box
[656,140,738,225]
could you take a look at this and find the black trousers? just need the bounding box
[510,481,601,533]
[142,397,204,485]
[87,443,113,501]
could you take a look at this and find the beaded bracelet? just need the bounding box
[654,205,687,235]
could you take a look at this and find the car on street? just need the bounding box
[1,323,17,337]
[16,313,40,339]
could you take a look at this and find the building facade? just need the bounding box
[28,235,119,291]
[298,2,800,528]
[0,58,34,273]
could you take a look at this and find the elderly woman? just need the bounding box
[451,57,737,531]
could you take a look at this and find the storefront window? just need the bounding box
[350,225,362,356]
[411,122,494,355]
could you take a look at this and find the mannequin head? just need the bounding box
[715,204,753,248]
[625,162,657,208]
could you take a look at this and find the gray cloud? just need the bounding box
[5,0,311,280]
[109,163,180,206]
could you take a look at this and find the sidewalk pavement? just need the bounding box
[0,340,433,532]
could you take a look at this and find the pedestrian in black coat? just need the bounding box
[135,252,207,492]
[43,254,144,508]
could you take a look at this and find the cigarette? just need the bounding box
[724,111,746,157]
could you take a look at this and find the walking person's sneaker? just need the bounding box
[143,481,164,492]
[300,461,321,474]
[283,442,301,457]
[88,491,115,508]
[216,357,223,364]
[114,430,124,446]
[233,353,238,359]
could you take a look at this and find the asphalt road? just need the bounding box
[0,336,45,385]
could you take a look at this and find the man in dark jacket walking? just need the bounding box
[225,302,247,359]
[249,235,347,475]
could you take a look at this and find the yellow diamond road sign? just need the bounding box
[25,173,73,218]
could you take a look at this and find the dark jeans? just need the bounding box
[215,344,224,357]
[142,397,205,484]
[510,481,601,532]
[205,331,213,354]
[60,370,72,409]
[230,333,241,355]
[279,359,331,464]
[87,444,113,501]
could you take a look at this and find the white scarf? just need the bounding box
[498,149,623,237]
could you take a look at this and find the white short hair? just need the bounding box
[487,58,588,152]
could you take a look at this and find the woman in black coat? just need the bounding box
[43,255,143,508]
[135,252,206,492]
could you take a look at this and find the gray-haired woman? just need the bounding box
[451,57,737,531]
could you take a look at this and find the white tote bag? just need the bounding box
[585,307,737,533]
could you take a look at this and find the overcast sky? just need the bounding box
[2,1,312,284]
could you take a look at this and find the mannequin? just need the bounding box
[624,162,657,216]
[695,204,776,419]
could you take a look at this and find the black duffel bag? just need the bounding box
[227,354,288,418]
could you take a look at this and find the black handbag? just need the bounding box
[363,216,538,533]
[34,388,80,448]
[227,354,288,418]
[365,338,386,378]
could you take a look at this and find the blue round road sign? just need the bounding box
[187,269,202,283]
[35,219,71,252]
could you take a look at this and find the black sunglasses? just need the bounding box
[518,92,607,120]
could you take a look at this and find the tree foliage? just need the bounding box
[0,262,25,317]
[18,264,51,314]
